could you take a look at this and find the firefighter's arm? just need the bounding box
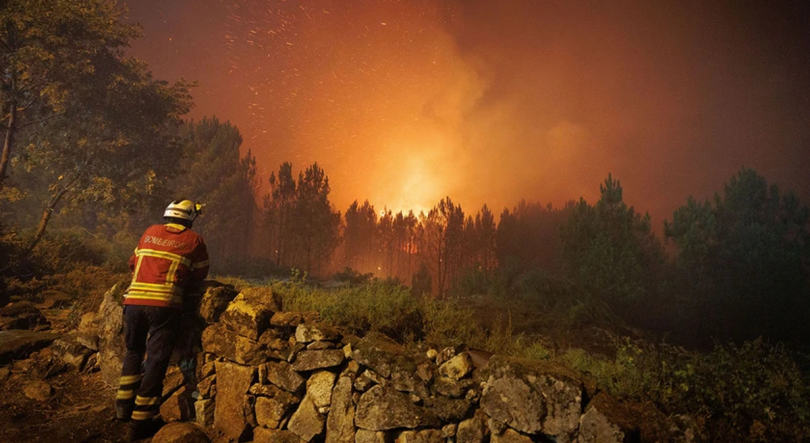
[191,240,210,281]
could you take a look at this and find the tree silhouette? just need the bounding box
[665,168,810,343]
[288,163,340,275]
[264,162,296,268]
[560,174,663,315]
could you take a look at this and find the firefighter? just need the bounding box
[116,199,209,440]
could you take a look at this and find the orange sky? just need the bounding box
[123,0,810,227]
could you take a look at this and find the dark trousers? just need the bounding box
[116,305,179,421]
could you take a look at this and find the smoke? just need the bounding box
[126,0,810,222]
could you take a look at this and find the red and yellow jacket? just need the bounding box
[124,223,209,308]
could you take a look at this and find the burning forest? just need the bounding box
[1,1,810,442]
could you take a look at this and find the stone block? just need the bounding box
[288,395,326,442]
[254,429,307,443]
[438,353,473,380]
[291,350,345,372]
[308,370,337,409]
[198,285,238,324]
[355,430,390,443]
[481,356,583,442]
[355,385,440,431]
[326,375,356,443]
[213,361,255,440]
[577,393,640,443]
[265,361,306,392]
[196,399,215,427]
[295,323,342,343]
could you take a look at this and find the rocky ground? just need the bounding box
[0,293,213,443]
[0,298,129,442]
[0,282,695,443]
[0,361,127,442]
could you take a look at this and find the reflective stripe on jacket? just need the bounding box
[124,223,209,308]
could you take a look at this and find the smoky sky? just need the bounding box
[122,0,810,225]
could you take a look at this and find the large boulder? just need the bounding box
[201,324,236,358]
[0,301,50,331]
[97,284,126,387]
[326,374,356,443]
[355,385,440,431]
[213,361,255,440]
[0,330,60,365]
[151,422,211,443]
[233,335,267,366]
[481,373,546,434]
[288,395,326,442]
[255,393,297,429]
[481,356,584,443]
[577,393,639,443]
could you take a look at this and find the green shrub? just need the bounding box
[275,279,424,342]
[422,298,485,348]
[450,268,497,298]
[332,267,374,284]
[561,338,810,443]
[268,278,555,360]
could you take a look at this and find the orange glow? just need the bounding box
[125,0,810,222]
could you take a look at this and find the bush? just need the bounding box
[450,268,497,298]
[270,277,555,360]
[562,338,810,443]
[332,267,374,285]
[275,279,424,342]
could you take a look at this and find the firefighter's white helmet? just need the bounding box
[163,199,201,221]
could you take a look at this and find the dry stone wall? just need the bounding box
[167,285,657,443]
[88,283,700,443]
